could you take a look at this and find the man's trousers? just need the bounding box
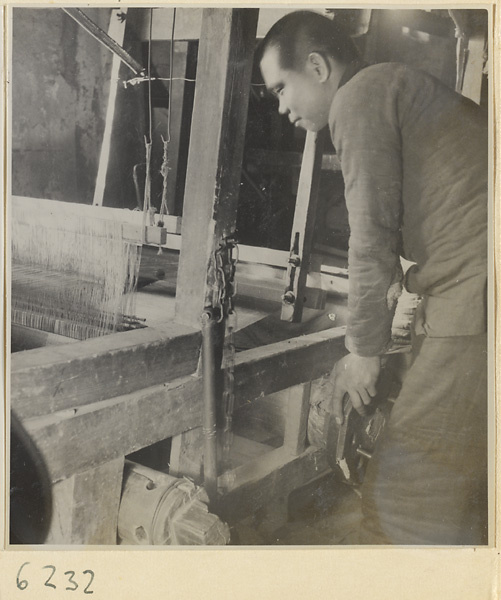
[359,333,488,545]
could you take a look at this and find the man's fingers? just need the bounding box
[367,381,377,397]
[332,387,346,425]
[350,390,368,416]
[359,387,372,406]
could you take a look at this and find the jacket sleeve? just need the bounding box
[330,73,404,357]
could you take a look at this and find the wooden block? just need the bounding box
[45,457,124,545]
[283,383,312,456]
[169,427,204,483]
[11,323,201,420]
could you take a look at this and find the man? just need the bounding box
[259,11,488,545]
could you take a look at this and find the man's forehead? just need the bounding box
[260,46,286,88]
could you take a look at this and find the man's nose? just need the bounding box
[278,96,288,115]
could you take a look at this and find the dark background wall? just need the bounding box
[11,8,112,204]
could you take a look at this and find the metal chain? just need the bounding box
[213,237,239,482]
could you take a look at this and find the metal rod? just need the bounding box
[62,8,145,76]
[201,309,218,504]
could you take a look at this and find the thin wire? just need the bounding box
[124,77,265,88]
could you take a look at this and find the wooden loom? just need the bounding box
[11,8,411,545]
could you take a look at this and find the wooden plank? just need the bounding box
[24,375,202,482]
[11,322,201,420]
[165,41,190,215]
[20,327,346,481]
[170,430,274,482]
[12,195,177,244]
[237,277,326,309]
[218,446,330,524]
[281,130,326,322]
[46,457,124,545]
[234,326,347,409]
[11,323,78,352]
[283,383,311,456]
[245,148,341,172]
[175,9,259,327]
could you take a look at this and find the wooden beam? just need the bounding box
[175,8,259,327]
[164,41,190,215]
[11,323,79,352]
[245,148,341,172]
[20,327,346,481]
[281,130,326,322]
[11,322,201,420]
[234,326,347,409]
[23,375,202,482]
[11,195,178,245]
[218,446,330,524]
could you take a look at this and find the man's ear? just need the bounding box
[306,52,331,83]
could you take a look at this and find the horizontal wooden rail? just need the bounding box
[218,446,330,524]
[245,148,342,172]
[234,326,346,409]
[11,323,201,420]
[23,375,202,483]
[20,326,346,481]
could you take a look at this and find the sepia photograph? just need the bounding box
[7,4,493,555]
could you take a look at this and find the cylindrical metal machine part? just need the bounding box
[118,461,230,546]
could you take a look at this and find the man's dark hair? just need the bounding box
[258,11,360,70]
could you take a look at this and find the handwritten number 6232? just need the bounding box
[16,563,95,593]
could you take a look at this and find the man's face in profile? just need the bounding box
[260,46,332,132]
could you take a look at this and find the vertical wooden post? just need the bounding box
[165,41,190,214]
[174,8,259,328]
[45,457,124,545]
[281,130,325,322]
[460,33,487,104]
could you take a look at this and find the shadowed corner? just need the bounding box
[10,411,53,545]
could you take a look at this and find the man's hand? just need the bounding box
[329,353,381,424]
